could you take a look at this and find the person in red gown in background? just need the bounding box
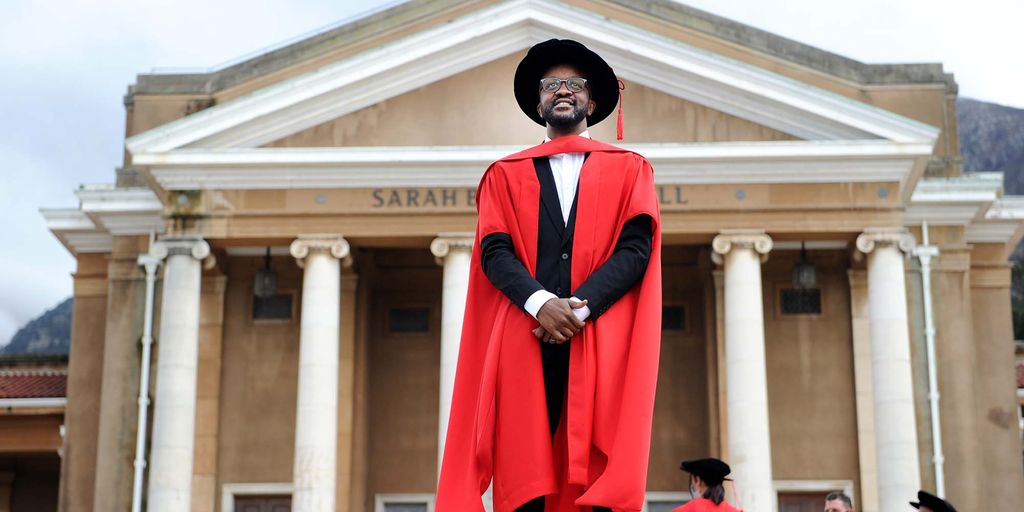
[673,459,741,512]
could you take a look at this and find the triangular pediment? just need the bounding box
[261,53,797,148]
[125,0,939,156]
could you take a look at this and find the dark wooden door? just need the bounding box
[234,495,291,512]
[779,492,829,512]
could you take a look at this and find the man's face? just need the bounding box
[537,64,596,129]
[824,499,851,512]
[917,508,934,512]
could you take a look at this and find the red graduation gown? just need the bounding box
[436,136,663,512]
[673,497,741,512]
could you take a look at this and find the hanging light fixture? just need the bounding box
[253,247,278,299]
[791,241,817,290]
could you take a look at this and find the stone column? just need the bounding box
[289,234,350,512]
[430,233,474,475]
[855,228,921,512]
[711,230,774,511]
[146,236,211,512]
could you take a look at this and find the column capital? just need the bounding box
[430,233,474,265]
[290,234,351,268]
[711,230,772,265]
[151,236,209,260]
[855,228,915,255]
[150,236,215,269]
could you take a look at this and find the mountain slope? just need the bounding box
[1,298,72,355]
[957,97,1024,193]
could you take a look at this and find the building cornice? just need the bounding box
[40,187,165,255]
[137,140,931,190]
[902,176,1024,246]
[905,173,1003,226]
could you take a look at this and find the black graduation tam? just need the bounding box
[679,458,731,487]
[513,39,620,127]
[910,490,957,512]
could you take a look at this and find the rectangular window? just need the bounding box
[779,288,822,316]
[253,293,294,321]
[774,480,855,512]
[221,482,292,512]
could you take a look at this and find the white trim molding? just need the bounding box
[221,482,292,512]
[965,222,1021,244]
[125,0,938,155]
[76,185,164,236]
[905,175,1024,247]
[965,196,1024,244]
[40,186,164,255]
[139,140,931,191]
[40,208,113,254]
[985,196,1024,220]
[0,397,67,409]
[909,172,1003,203]
[906,173,1003,226]
[374,493,436,512]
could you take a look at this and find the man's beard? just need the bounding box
[541,100,587,129]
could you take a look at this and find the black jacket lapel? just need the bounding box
[533,157,565,236]
[563,187,578,248]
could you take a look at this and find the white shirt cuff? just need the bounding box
[570,296,591,321]
[524,290,558,319]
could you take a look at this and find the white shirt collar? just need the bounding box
[544,130,591,143]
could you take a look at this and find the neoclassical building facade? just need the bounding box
[33,1,1024,511]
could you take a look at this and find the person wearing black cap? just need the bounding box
[436,39,662,512]
[909,490,957,512]
[675,458,740,512]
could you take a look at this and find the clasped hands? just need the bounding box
[532,298,588,344]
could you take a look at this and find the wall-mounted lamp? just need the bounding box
[253,247,278,298]
[791,241,817,290]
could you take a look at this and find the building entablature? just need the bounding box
[41,175,1024,255]
[133,140,932,192]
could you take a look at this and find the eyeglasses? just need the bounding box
[539,77,588,93]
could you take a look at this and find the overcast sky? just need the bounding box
[1,0,1022,347]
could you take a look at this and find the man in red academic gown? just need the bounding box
[436,39,662,512]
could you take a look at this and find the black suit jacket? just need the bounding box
[480,155,652,321]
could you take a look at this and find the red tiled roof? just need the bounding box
[0,369,67,399]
